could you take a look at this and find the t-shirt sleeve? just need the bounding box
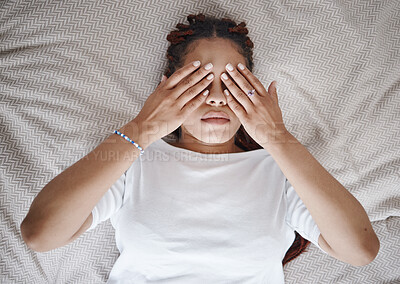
[284,178,329,255]
[86,170,127,232]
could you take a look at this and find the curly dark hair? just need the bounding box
[164,13,312,266]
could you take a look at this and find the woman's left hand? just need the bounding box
[221,63,289,148]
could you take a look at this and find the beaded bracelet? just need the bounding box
[114,130,145,156]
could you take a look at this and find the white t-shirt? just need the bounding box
[87,137,328,283]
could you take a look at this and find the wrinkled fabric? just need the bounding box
[88,138,327,283]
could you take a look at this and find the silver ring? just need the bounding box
[247,89,255,96]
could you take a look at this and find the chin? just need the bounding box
[181,122,240,143]
[192,132,234,144]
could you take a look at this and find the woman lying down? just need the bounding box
[21,13,380,284]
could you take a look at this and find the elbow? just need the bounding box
[364,235,380,266]
[351,251,378,267]
[21,232,55,253]
[20,220,53,253]
[352,235,381,267]
[20,221,39,252]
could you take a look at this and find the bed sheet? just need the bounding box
[1,0,399,283]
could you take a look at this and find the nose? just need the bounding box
[205,80,227,106]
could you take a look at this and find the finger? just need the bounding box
[223,88,247,122]
[173,62,213,97]
[181,89,210,119]
[164,60,203,89]
[236,63,269,98]
[176,72,214,109]
[220,72,252,113]
[268,81,279,103]
[224,63,260,103]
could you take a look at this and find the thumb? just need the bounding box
[269,81,279,103]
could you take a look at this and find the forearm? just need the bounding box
[21,119,151,251]
[262,131,379,259]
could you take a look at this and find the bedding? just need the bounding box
[1,0,399,283]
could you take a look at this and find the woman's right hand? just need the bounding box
[133,60,214,142]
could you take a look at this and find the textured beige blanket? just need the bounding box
[1,0,399,282]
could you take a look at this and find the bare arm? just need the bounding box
[262,131,380,266]
[20,58,217,253]
[20,119,153,252]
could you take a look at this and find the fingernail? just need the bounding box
[226,63,233,71]
[221,73,228,80]
[204,63,213,70]
[224,89,230,96]
[203,89,209,96]
[193,60,201,67]
[207,73,214,80]
[238,63,245,70]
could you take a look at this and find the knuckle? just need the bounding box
[236,91,244,99]
[224,79,232,87]
[187,88,197,97]
[245,83,253,90]
[169,72,179,83]
[188,101,196,110]
[198,67,209,76]
[175,69,184,77]
[197,95,204,103]
[182,77,194,86]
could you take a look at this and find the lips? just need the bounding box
[201,111,230,120]
[201,118,230,125]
